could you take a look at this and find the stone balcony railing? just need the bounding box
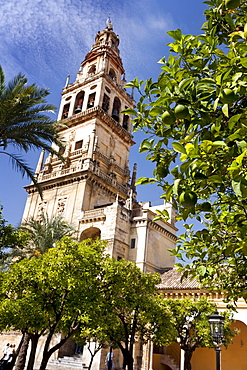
[37,161,129,196]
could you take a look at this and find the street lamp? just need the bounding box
[208,311,225,370]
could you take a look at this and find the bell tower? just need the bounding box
[23,18,135,258]
[23,19,176,270]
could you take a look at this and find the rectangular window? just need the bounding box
[87,92,96,108]
[75,140,83,150]
[130,238,136,249]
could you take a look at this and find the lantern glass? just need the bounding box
[208,311,225,346]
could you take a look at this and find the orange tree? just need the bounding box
[0,237,106,370]
[124,0,247,302]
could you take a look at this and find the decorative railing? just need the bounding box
[37,161,129,195]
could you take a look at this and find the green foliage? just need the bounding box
[0,237,107,367]
[86,259,172,370]
[130,0,247,301]
[164,298,233,347]
[0,66,66,195]
[162,298,234,370]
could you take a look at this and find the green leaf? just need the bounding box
[197,265,207,276]
[228,114,242,130]
[135,177,157,185]
[149,107,163,116]
[232,180,243,197]
[121,108,137,115]
[172,142,186,154]
[167,29,182,41]
[222,104,229,117]
[240,58,247,68]
[208,175,222,183]
[211,141,227,146]
[173,179,181,195]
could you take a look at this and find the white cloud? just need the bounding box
[0,0,177,102]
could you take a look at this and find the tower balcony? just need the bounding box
[34,159,130,197]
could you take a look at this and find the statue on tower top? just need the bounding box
[106,15,113,30]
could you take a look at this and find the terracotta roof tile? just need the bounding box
[158,268,200,290]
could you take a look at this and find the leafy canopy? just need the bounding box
[124,0,247,301]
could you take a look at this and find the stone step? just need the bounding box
[48,354,87,369]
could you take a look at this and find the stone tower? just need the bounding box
[22,18,176,273]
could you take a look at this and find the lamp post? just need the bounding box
[208,311,225,370]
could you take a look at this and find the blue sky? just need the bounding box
[0,0,207,226]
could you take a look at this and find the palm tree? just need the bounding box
[14,213,75,258]
[0,65,65,194]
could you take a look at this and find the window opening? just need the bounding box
[123,114,129,130]
[74,91,85,114]
[88,65,96,76]
[130,238,136,249]
[75,140,83,150]
[102,94,110,112]
[109,68,116,81]
[87,92,96,109]
[112,97,121,122]
[62,103,70,119]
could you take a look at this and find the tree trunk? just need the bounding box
[88,355,94,370]
[184,350,193,370]
[87,342,102,370]
[121,349,133,370]
[26,334,39,370]
[38,328,55,370]
[14,333,31,370]
[39,350,51,370]
[38,330,73,370]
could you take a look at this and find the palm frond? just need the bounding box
[0,151,42,197]
[20,213,75,256]
[0,65,66,193]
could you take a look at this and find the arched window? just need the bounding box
[112,97,121,122]
[62,103,70,119]
[109,68,116,81]
[80,227,101,241]
[88,65,96,76]
[74,91,85,114]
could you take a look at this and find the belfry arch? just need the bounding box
[80,227,101,241]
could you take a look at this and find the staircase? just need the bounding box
[45,354,88,370]
[160,354,180,370]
